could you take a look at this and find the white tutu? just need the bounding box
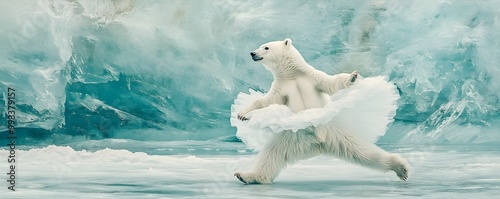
[230,76,399,151]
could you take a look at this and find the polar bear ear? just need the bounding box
[284,38,292,46]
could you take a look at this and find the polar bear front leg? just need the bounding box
[237,91,283,121]
[237,98,268,121]
[314,70,359,96]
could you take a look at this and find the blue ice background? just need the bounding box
[0,0,499,145]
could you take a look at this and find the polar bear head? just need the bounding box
[250,38,306,74]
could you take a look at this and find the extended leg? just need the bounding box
[318,122,409,181]
[235,128,321,184]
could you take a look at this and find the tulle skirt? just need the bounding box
[230,76,399,151]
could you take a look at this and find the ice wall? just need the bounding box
[0,0,499,143]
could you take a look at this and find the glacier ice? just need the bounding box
[0,0,499,144]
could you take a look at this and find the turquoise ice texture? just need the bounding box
[1,0,499,144]
[0,0,500,198]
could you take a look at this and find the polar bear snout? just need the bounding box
[250,51,263,61]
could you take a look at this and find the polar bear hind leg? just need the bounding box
[235,128,321,184]
[317,122,409,181]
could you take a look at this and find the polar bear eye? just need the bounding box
[264,47,269,50]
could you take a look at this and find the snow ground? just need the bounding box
[1,141,499,199]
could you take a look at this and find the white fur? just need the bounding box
[235,38,409,184]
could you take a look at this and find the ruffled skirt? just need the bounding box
[230,76,399,151]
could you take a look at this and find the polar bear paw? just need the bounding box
[237,113,249,121]
[350,71,359,83]
[393,162,409,181]
[234,172,272,184]
[234,172,255,184]
[390,155,410,181]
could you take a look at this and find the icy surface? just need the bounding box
[0,0,499,144]
[1,143,500,198]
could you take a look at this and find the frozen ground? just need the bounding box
[2,140,499,199]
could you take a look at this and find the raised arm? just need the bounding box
[313,70,358,95]
[237,90,283,121]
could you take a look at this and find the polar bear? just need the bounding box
[234,38,409,184]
